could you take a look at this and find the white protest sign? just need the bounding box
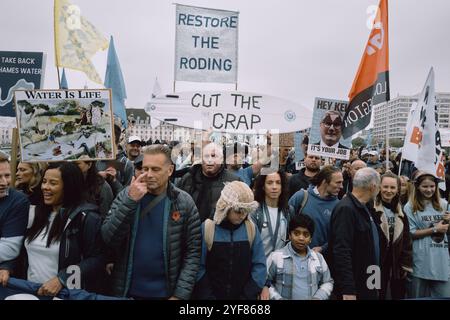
[174,4,238,83]
[307,97,351,160]
[440,128,450,147]
[146,91,312,134]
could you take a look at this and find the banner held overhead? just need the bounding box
[174,4,239,84]
[146,91,311,134]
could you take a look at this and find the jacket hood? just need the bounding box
[307,185,338,202]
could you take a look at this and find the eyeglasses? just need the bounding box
[321,116,342,129]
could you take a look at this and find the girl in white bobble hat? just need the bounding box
[193,181,268,300]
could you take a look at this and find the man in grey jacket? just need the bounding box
[101,144,201,299]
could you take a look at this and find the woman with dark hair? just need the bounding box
[76,157,113,218]
[373,172,412,299]
[13,162,105,297]
[251,170,293,258]
[404,171,450,298]
[251,170,294,299]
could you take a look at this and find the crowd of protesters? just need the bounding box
[0,127,449,300]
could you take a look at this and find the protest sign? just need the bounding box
[146,91,312,134]
[14,89,115,162]
[307,97,351,160]
[0,51,44,117]
[174,4,239,83]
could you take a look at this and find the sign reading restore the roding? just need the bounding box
[146,91,312,134]
[174,4,238,84]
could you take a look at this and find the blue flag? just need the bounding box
[60,68,68,89]
[104,36,127,128]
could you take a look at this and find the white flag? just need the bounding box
[402,100,419,163]
[409,68,445,184]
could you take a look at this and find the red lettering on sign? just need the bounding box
[410,127,423,145]
[436,163,445,179]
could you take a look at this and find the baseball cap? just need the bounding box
[128,135,142,144]
[368,150,378,156]
[361,149,369,156]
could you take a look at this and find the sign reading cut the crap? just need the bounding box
[147,91,312,134]
[175,4,238,83]
[307,97,351,160]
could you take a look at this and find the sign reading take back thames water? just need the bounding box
[0,51,44,117]
[174,4,239,84]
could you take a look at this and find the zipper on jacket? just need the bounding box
[65,232,70,258]
[226,229,234,298]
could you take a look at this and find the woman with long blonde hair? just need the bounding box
[404,171,450,298]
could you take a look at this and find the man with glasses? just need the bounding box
[313,110,349,149]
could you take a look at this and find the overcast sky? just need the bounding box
[2,0,450,114]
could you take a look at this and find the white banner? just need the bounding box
[402,100,419,163]
[146,91,312,134]
[440,128,450,147]
[405,68,445,182]
[174,4,238,83]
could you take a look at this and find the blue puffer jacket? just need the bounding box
[194,219,267,300]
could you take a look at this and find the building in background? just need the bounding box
[0,117,15,146]
[373,92,450,143]
[126,108,195,142]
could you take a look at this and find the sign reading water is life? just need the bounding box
[174,4,239,84]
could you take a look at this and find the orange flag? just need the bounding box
[342,0,389,138]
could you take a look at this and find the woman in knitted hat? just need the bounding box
[193,181,267,300]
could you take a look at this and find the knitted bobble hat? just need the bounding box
[213,181,259,224]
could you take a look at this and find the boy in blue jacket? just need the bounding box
[267,214,333,300]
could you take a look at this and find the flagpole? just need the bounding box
[56,67,61,89]
[386,121,390,172]
[398,155,403,176]
[54,1,61,89]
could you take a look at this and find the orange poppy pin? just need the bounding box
[172,211,181,222]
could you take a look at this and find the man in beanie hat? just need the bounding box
[193,181,267,300]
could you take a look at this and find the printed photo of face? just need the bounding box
[319,111,343,147]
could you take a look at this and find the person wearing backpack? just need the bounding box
[10,162,105,296]
[288,166,342,258]
[193,181,267,300]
